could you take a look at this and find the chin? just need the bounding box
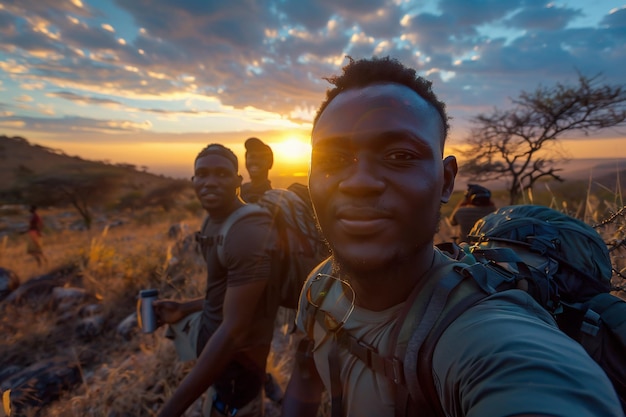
[332,248,395,276]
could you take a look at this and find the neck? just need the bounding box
[250,177,269,185]
[337,246,436,311]
[207,197,245,221]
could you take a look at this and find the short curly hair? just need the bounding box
[314,56,449,140]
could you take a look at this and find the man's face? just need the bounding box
[245,151,272,181]
[193,154,241,214]
[309,83,457,272]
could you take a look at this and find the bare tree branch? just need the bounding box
[458,73,626,204]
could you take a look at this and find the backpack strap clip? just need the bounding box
[456,263,511,295]
[338,332,406,385]
[390,357,405,385]
[581,308,601,337]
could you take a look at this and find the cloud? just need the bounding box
[438,0,523,26]
[48,91,122,106]
[0,0,624,138]
[506,3,583,30]
[602,6,626,28]
[0,114,151,134]
[15,94,34,102]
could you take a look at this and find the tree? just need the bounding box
[142,180,190,212]
[20,167,122,229]
[457,74,626,205]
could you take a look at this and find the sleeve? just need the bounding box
[221,213,280,287]
[432,290,623,417]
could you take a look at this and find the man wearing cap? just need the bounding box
[153,143,283,417]
[449,183,497,242]
[241,137,274,203]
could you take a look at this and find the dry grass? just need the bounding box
[1,177,625,416]
[1,207,207,417]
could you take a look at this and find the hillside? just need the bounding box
[0,135,195,208]
[0,135,178,189]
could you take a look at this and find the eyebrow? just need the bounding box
[313,130,435,155]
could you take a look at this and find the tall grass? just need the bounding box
[1,208,207,416]
[1,172,625,416]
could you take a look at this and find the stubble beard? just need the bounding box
[325,207,442,284]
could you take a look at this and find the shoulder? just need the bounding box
[436,290,560,356]
[227,205,274,231]
[433,290,620,416]
[448,290,557,333]
[223,205,279,250]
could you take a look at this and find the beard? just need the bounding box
[326,207,443,284]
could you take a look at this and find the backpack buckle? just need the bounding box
[392,357,405,385]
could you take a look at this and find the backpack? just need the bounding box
[301,205,626,416]
[196,186,329,310]
[458,205,626,414]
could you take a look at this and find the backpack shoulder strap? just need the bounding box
[194,215,212,259]
[394,262,488,416]
[411,262,518,417]
[215,204,269,266]
[581,293,626,348]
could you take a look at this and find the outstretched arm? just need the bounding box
[282,337,324,417]
[153,298,204,326]
[156,279,269,417]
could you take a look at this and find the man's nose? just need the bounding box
[338,154,385,195]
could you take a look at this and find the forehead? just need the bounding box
[312,83,444,151]
[194,153,237,172]
[246,150,271,159]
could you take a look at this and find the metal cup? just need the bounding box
[137,289,158,333]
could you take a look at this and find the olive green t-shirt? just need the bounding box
[296,250,622,417]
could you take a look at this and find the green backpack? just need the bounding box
[462,205,625,414]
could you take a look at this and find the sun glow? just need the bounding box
[272,136,311,166]
[267,136,311,187]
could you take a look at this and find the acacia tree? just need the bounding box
[458,74,626,205]
[142,180,190,212]
[20,168,122,229]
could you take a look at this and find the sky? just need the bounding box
[1,0,625,181]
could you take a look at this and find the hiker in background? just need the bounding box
[241,137,273,203]
[25,205,48,267]
[153,144,283,417]
[282,56,621,417]
[449,183,496,242]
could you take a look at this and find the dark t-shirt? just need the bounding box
[450,205,496,241]
[196,211,283,407]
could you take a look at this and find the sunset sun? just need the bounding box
[272,136,311,166]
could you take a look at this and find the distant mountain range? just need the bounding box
[454,157,625,194]
[558,158,625,182]
[2,134,623,197]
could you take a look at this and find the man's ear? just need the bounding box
[440,156,458,203]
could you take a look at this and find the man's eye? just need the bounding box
[313,151,352,170]
[386,150,417,161]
